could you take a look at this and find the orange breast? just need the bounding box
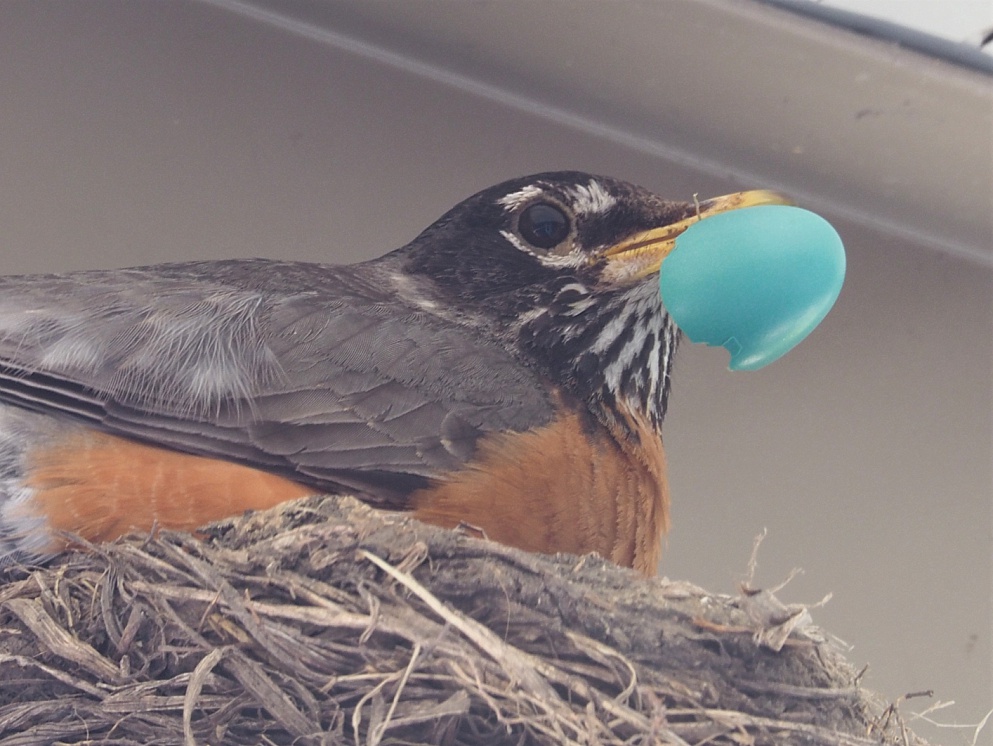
[17,409,668,575]
[411,404,669,576]
[21,429,313,551]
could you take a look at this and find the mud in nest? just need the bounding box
[0,495,929,745]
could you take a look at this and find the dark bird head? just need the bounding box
[391,171,785,435]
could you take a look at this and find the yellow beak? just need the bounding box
[600,190,791,284]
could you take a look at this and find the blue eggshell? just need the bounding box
[659,205,845,370]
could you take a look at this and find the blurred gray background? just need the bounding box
[1,2,990,741]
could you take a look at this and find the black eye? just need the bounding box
[518,202,570,249]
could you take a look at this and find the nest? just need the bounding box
[0,495,930,746]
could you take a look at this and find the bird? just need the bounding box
[0,172,780,575]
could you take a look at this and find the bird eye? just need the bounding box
[518,202,570,250]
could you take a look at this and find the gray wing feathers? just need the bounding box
[0,276,281,416]
[0,263,552,497]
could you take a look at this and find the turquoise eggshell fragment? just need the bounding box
[659,205,845,371]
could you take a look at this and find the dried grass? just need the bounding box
[0,495,931,745]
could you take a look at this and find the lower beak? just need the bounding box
[600,190,791,284]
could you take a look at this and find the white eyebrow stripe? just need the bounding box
[497,184,545,211]
[568,180,617,215]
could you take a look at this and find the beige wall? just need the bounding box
[2,2,989,740]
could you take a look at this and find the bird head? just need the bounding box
[397,172,786,432]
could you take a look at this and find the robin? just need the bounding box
[0,172,780,575]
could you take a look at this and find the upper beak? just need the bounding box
[599,190,791,284]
